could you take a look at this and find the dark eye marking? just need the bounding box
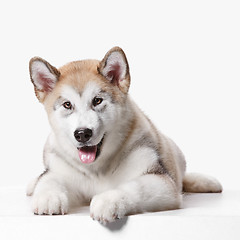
[63,101,72,110]
[92,97,103,107]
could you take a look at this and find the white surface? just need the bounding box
[0,187,240,240]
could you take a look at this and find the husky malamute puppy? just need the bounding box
[27,47,222,224]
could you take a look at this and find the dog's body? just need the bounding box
[27,47,222,223]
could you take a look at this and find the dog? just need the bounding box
[27,47,222,224]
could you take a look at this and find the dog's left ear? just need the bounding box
[29,57,60,102]
[98,47,130,94]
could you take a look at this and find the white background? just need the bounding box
[0,0,239,191]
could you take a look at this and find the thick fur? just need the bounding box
[27,47,222,224]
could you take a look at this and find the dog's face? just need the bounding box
[29,47,130,164]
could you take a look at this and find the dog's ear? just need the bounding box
[98,47,130,94]
[29,57,60,102]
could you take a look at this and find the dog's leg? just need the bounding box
[90,174,181,224]
[31,172,69,215]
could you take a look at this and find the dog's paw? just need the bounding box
[90,190,128,224]
[32,190,69,215]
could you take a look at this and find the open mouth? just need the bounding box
[77,136,104,164]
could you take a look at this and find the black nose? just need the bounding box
[74,128,93,143]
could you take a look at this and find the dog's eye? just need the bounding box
[63,101,72,110]
[92,97,103,107]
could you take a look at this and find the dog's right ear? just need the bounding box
[29,57,60,102]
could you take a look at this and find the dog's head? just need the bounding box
[29,47,130,164]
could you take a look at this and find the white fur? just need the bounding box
[30,81,184,218]
[183,173,222,193]
[32,173,69,215]
[90,174,181,224]
[28,51,222,222]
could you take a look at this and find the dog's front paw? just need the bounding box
[90,190,128,224]
[32,190,69,215]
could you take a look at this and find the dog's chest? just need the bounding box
[66,148,157,199]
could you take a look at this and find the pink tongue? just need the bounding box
[78,146,97,164]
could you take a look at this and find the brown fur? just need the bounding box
[43,59,127,115]
[30,47,131,115]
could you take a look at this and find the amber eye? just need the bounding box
[63,101,72,110]
[92,97,103,107]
